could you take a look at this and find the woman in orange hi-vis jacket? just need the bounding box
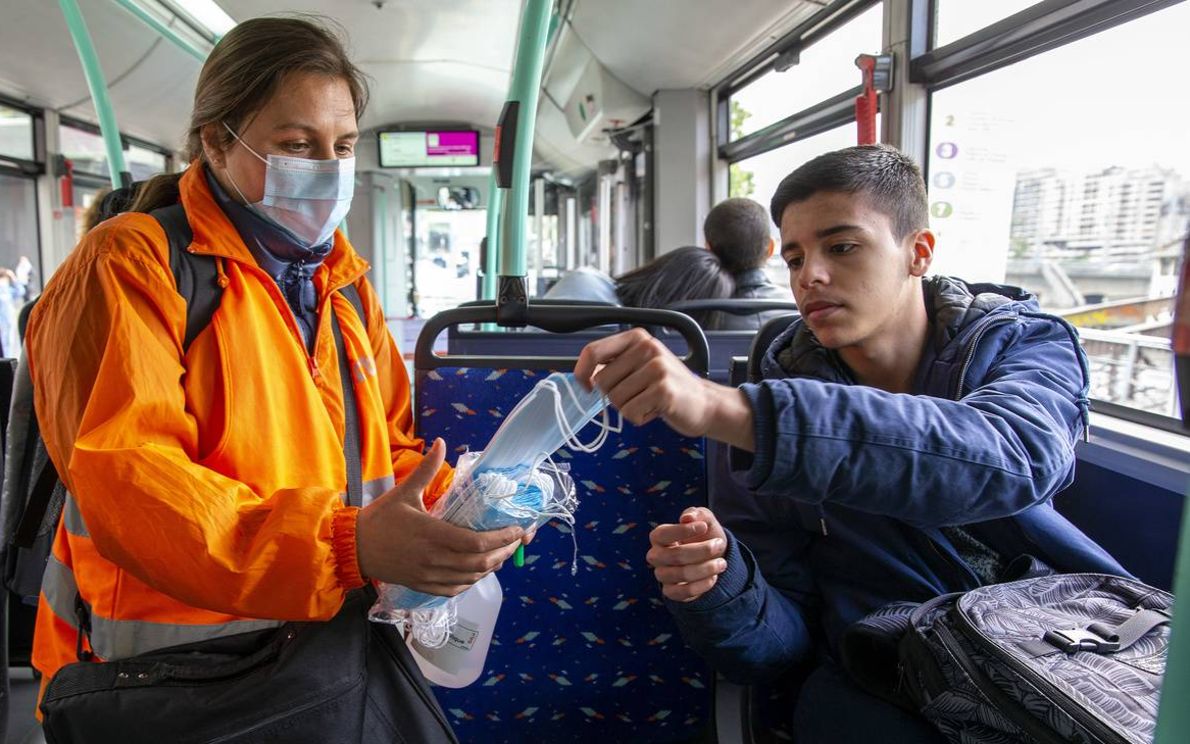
[26,17,527,743]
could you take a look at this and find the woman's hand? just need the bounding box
[357,439,524,596]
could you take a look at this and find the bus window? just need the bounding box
[414,209,487,317]
[126,142,168,182]
[0,173,36,355]
[0,102,35,161]
[728,3,883,142]
[933,0,1043,48]
[925,0,1190,422]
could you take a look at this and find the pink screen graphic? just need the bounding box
[426,131,478,158]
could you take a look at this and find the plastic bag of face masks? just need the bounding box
[368,372,618,648]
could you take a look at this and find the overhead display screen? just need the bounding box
[378,130,480,167]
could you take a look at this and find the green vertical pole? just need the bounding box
[1156,491,1190,743]
[498,0,552,279]
[482,170,502,300]
[498,0,552,568]
[59,0,128,189]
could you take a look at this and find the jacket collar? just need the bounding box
[178,161,369,294]
[733,268,774,291]
[762,276,1039,383]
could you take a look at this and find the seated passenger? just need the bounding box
[702,197,792,330]
[542,264,620,305]
[545,245,734,327]
[27,17,524,741]
[574,145,1127,743]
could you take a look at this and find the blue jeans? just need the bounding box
[792,661,946,743]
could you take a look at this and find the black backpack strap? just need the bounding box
[10,348,59,551]
[338,282,367,330]
[12,454,57,550]
[150,204,221,353]
[1026,607,1173,657]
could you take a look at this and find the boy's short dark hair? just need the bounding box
[703,198,772,274]
[769,144,928,241]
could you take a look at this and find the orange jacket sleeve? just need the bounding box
[28,218,359,622]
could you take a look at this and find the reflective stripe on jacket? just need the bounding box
[27,164,451,700]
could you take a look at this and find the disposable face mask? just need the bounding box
[369,374,616,645]
[442,463,575,536]
[370,455,578,646]
[222,122,355,248]
[476,372,621,472]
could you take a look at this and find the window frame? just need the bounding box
[910,0,1187,432]
[711,0,882,165]
[0,166,45,301]
[910,0,1184,90]
[0,95,45,297]
[59,115,174,180]
[0,93,47,177]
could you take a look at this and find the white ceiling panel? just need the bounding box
[0,0,832,174]
[0,0,202,149]
[0,0,521,152]
[568,0,827,95]
[219,0,521,132]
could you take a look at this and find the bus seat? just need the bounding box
[667,298,797,336]
[747,314,800,383]
[705,315,810,744]
[414,304,717,743]
[448,300,798,386]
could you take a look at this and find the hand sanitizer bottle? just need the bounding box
[408,571,503,688]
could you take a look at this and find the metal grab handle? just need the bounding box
[415,304,710,375]
[667,299,799,316]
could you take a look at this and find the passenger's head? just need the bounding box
[132,16,369,212]
[80,188,111,233]
[82,184,143,233]
[768,145,935,350]
[703,198,774,274]
[615,246,734,326]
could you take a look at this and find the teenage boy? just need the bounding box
[575,145,1126,742]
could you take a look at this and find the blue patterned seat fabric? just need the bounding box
[415,367,713,744]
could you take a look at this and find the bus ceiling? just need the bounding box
[0,0,836,179]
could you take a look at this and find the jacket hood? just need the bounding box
[763,276,1039,382]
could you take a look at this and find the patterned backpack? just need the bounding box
[842,573,1172,744]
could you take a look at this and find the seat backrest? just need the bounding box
[747,313,800,383]
[449,326,748,384]
[415,304,714,744]
[669,298,798,333]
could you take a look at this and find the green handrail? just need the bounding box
[111,0,208,62]
[59,0,128,188]
[496,0,553,567]
[497,0,553,279]
[482,170,502,300]
[1156,488,1190,742]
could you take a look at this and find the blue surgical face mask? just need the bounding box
[476,372,620,472]
[222,122,355,248]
